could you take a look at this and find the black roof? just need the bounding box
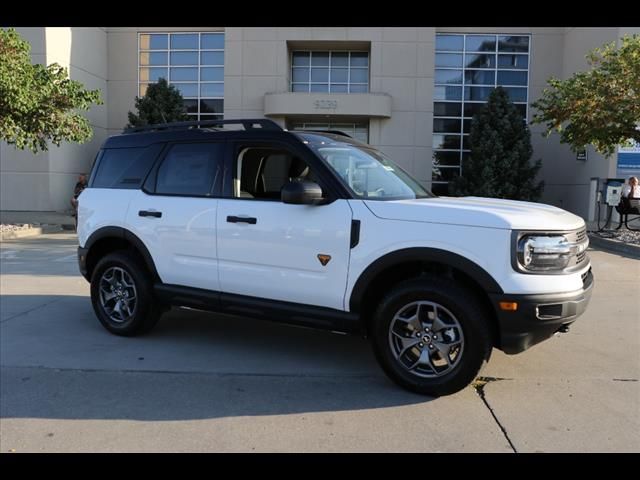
[102,119,359,149]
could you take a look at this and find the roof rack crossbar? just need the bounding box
[292,129,353,138]
[124,118,282,134]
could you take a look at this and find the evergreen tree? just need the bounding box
[126,78,189,128]
[448,87,543,201]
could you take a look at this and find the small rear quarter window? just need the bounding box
[91,144,163,189]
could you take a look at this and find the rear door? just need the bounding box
[126,141,224,290]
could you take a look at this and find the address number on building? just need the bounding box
[314,100,338,110]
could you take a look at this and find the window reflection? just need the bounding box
[432,33,530,189]
[139,32,224,121]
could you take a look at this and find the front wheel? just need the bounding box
[370,276,493,396]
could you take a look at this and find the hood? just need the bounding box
[363,196,585,231]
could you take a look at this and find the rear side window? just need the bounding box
[155,143,223,196]
[92,144,162,189]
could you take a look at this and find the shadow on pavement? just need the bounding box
[1,295,434,421]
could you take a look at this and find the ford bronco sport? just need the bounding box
[77,118,593,396]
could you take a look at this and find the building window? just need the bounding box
[290,51,369,93]
[288,120,369,143]
[431,33,530,195]
[139,32,224,121]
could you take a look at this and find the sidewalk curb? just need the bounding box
[588,233,640,259]
[0,225,64,241]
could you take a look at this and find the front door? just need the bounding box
[216,144,353,310]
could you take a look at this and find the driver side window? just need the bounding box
[234,147,317,201]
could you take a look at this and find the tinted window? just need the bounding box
[92,145,162,189]
[156,143,222,196]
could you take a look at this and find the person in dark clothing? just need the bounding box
[71,173,87,220]
[616,176,640,215]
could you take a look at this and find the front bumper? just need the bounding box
[490,268,594,354]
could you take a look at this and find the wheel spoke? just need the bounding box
[431,307,448,332]
[122,299,134,317]
[116,268,127,284]
[394,313,422,333]
[101,290,118,302]
[112,299,124,320]
[397,338,421,358]
[101,273,116,289]
[432,341,452,366]
[408,349,434,372]
[102,300,115,316]
[121,275,135,289]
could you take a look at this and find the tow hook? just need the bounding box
[556,324,570,334]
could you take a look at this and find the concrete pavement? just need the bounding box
[1,233,638,452]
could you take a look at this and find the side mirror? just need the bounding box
[281,181,324,205]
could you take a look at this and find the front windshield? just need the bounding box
[313,143,434,200]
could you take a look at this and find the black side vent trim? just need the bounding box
[350,220,361,249]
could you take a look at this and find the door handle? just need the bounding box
[227,215,257,224]
[139,210,162,218]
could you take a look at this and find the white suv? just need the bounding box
[77,119,593,396]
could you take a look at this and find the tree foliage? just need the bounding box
[126,78,189,128]
[0,28,102,153]
[532,34,640,156]
[448,87,544,201]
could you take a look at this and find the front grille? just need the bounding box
[564,226,589,271]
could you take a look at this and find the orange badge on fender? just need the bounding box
[317,254,332,266]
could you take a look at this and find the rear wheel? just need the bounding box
[370,275,493,396]
[90,251,161,336]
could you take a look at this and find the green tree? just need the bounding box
[0,28,102,153]
[448,87,543,201]
[532,35,640,156]
[126,78,189,128]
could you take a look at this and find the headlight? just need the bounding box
[514,232,588,273]
[518,235,571,271]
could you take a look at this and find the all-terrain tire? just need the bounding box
[90,251,161,336]
[370,275,493,396]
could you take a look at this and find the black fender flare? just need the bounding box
[84,226,160,282]
[349,247,504,313]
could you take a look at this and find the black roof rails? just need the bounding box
[292,129,352,138]
[124,118,283,134]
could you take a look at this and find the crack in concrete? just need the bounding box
[472,376,517,453]
[612,378,638,382]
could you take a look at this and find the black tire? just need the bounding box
[370,275,493,397]
[90,251,161,336]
